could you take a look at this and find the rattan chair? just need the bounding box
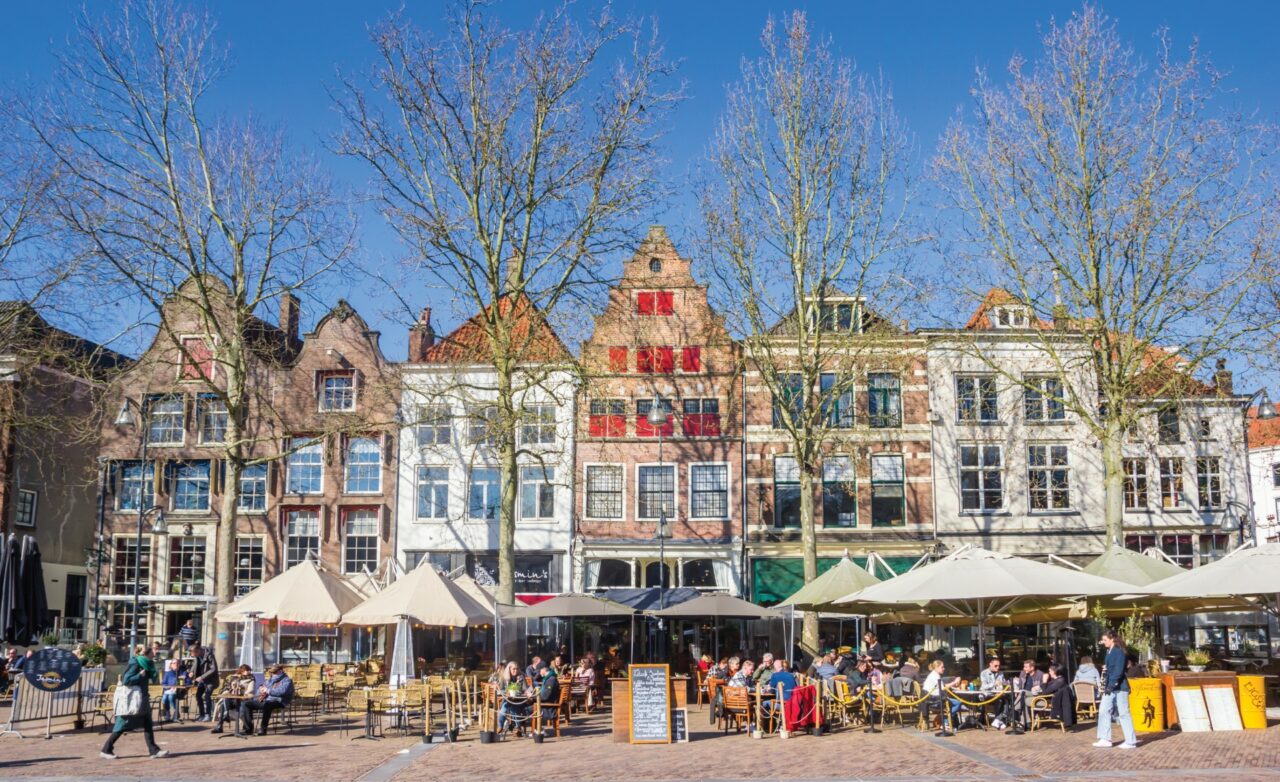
[1028,694,1065,732]
[1073,681,1099,722]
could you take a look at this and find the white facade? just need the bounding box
[395,363,576,596]
[1248,443,1280,544]
[926,329,1250,563]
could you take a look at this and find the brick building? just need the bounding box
[96,280,397,649]
[574,226,745,595]
[742,296,935,605]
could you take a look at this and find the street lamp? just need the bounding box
[115,396,170,649]
[646,395,672,613]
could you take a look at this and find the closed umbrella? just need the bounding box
[0,533,13,643]
[1150,542,1280,615]
[18,536,49,644]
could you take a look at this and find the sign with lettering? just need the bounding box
[628,664,671,744]
[23,648,83,693]
[672,706,689,743]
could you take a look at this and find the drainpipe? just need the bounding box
[739,367,748,597]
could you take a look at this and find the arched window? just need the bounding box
[593,559,631,589]
[644,561,671,588]
[681,559,717,589]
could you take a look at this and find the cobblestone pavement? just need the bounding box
[3,710,1280,781]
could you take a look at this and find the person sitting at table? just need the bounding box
[1040,663,1076,728]
[572,657,597,711]
[238,665,294,736]
[811,652,838,683]
[921,659,963,728]
[536,662,560,734]
[1017,659,1045,694]
[698,653,713,673]
[159,658,190,722]
[524,656,543,683]
[210,664,256,734]
[765,659,798,716]
[1073,655,1101,687]
[754,653,774,684]
[548,653,566,677]
[729,659,755,688]
[980,658,1004,691]
[862,632,884,663]
[496,661,532,735]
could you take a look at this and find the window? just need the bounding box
[1200,533,1231,564]
[591,559,632,589]
[868,373,902,429]
[772,373,804,429]
[1157,408,1181,443]
[320,372,356,411]
[1197,418,1212,439]
[520,405,556,445]
[1123,459,1148,510]
[1159,457,1185,508]
[468,405,500,446]
[284,508,321,568]
[682,398,721,436]
[415,466,449,519]
[112,537,149,595]
[956,376,998,422]
[118,461,155,511]
[167,537,206,595]
[636,397,674,437]
[344,436,382,494]
[14,489,36,527]
[170,460,211,512]
[649,258,662,273]
[585,465,623,519]
[644,561,671,588]
[197,395,227,443]
[343,509,380,574]
[234,538,264,596]
[415,405,451,447]
[520,466,555,520]
[681,346,701,372]
[1024,377,1066,422]
[636,346,674,373]
[229,546,269,613]
[608,346,628,372]
[1027,445,1070,511]
[1162,534,1194,568]
[1273,463,1280,489]
[146,395,185,445]
[235,463,267,512]
[992,305,1030,328]
[817,302,855,332]
[588,399,626,437]
[822,456,856,527]
[682,559,718,588]
[1124,534,1156,553]
[286,437,323,495]
[773,456,800,528]
[960,445,1003,511]
[637,465,675,520]
[636,290,674,316]
[1196,457,1223,509]
[468,467,500,520]
[180,336,213,380]
[689,463,729,519]
[820,374,854,429]
[871,454,905,527]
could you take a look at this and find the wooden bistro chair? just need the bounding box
[705,677,726,725]
[720,687,752,734]
[829,679,866,728]
[1073,681,1099,723]
[535,684,573,740]
[695,668,709,709]
[1027,694,1065,732]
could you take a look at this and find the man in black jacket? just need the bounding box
[190,644,220,721]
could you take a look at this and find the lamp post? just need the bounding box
[646,396,672,612]
[115,397,169,650]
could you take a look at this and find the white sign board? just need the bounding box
[1203,685,1243,731]
[1172,687,1212,732]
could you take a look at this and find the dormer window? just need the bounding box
[811,302,858,332]
[993,306,1030,329]
[319,371,356,412]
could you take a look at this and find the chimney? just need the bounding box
[279,292,300,342]
[1213,358,1233,395]
[407,307,435,361]
[1052,304,1069,330]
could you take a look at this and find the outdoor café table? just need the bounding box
[216,694,254,739]
[947,687,1009,731]
[499,693,534,737]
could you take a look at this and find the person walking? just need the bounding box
[190,643,219,721]
[1094,629,1138,749]
[100,645,168,759]
[175,619,200,655]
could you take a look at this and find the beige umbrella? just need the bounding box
[1150,542,1280,615]
[453,573,495,611]
[343,561,492,627]
[215,558,366,624]
[1081,545,1246,617]
[651,593,781,619]
[504,592,634,619]
[777,555,881,612]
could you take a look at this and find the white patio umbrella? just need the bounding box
[343,560,492,627]
[215,559,366,624]
[834,547,1144,661]
[1149,542,1280,615]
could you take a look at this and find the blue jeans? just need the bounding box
[1097,691,1137,745]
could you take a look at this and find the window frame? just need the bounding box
[145,394,186,446]
[1195,456,1223,510]
[283,507,322,569]
[167,535,207,595]
[959,444,1003,512]
[956,375,998,423]
[636,463,677,521]
[1161,533,1195,568]
[772,373,804,429]
[688,462,730,520]
[519,465,556,521]
[169,459,212,513]
[14,488,37,527]
[1122,458,1148,511]
[588,398,627,438]
[520,404,557,446]
[117,460,156,511]
[341,507,381,575]
[870,453,906,527]
[467,405,500,446]
[415,404,452,447]
[1159,457,1186,509]
[112,535,150,595]
[773,455,801,528]
[344,436,383,494]
[179,335,214,381]
[819,373,854,429]
[285,436,324,496]
[1157,408,1181,444]
[234,536,264,596]
[1026,443,1071,512]
[682,398,721,437]
[822,455,857,527]
[1023,376,1066,422]
[583,463,625,520]
[467,466,501,521]
[415,465,449,521]
[867,372,902,429]
[237,462,268,513]
[318,371,357,412]
[635,397,674,438]
[196,394,228,444]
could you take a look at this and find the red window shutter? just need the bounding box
[588,415,605,437]
[656,291,675,315]
[656,347,674,373]
[608,346,628,372]
[181,337,213,380]
[607,415,625,437]
[704,413,722,437]
[636,291,655,315]
[682,414,702,437]
[636,347,654,373]
[636,414,654,437]
[681,346,701,372]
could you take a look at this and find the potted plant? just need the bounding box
[81,642,107,667]
[1185,649,1211,672]
[40,631,61,647]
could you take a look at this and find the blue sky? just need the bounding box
[3,1,1279,368]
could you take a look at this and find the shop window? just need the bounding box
[113,536,150,595]
[870,454,905,527]
[591,558,632,589]
[1200,533,1231,564]
[168,537,206,595]
[682,559,718,589]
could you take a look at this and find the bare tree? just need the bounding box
[35,0,358,663]
[699,12,917,652]
[335,1,679,603]
[935,5,1280,546]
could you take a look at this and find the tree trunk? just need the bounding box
[215,458,240,668]
[1101,424,1125,547]
[798,465,819,657]
[495,367,517,605]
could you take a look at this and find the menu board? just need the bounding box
[628,664,671,744]
[23,648,83,693]
[1203,685,1243,731]
[1171,687,1211,732]
[672,707,689,743]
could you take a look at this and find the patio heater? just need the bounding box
[238,611,265,671]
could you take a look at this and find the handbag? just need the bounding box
[113,684,143,717]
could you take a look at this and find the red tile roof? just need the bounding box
[419,294,572,365]
[1249,406,1280,449]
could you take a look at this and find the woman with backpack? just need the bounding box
[101,645,168,759]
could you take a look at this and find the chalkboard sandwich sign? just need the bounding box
[628,664,671,744]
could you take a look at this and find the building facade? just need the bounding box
[395,300,575,600]
[574,226,744,595]
[1247,407,1280,545]
[96,282,397,648]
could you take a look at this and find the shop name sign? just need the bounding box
[23,648,84,693]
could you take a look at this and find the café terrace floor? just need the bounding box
[3,707,1280,782]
